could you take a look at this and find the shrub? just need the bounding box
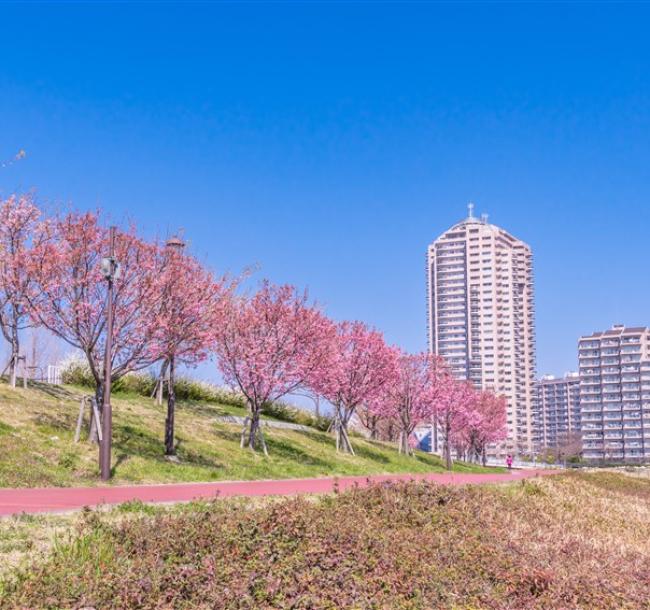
[5,475,650,609]
[60,354,156,396]
[57,451,78,470]
[261,400,331,431]
[59,353,94,387]
[172,378,246,407]
[60,353,241,403]
[58,352,327,428]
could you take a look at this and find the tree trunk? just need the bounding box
[482,446,487,467]
[247,409,259,450]
[164,355,176,456]
[9,354,16,388]
[444,423,452,470]
[368,415,378,440]
[339,425,354,454]
[9,321,19,389]
[241,402,266,454]
[334,407,355,455]
[399,430,412,456]
[154,359,169,405]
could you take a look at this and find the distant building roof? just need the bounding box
[581,325,649,339]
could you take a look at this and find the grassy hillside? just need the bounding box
[3,472,650,609]
[0,381,497,488]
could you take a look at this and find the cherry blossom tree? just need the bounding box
[459,390,508,465]
[152,243,233,456]
[372,351,447,456]
[356,403,386,440]
[0,194,40,387]
[437,377,478,470]
[310,321,397,454]
[356,403,403,442]
[26,211,165,411]
[213,281,334,454]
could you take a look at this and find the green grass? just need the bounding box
[0,380,500,489]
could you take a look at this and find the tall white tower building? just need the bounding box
[426,205,537,454]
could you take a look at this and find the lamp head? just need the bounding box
[166,236,185,250]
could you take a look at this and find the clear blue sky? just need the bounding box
[1,2,649,378]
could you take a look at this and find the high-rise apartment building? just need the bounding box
[578,325,650,462]
[426,205,536,454]
[535,373,581,450]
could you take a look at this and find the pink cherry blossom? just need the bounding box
[213,281,334,454]
[454,390,508,465]
[435,377,478,470]
[150,242,235,456]
[26,210,166,406]
[0,194,40,386]
[308,321,397,454]
[371,351,447,456]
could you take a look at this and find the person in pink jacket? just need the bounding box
[506,454,513,470]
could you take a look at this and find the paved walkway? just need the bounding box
[214,415,313,432]
[0,470,557,516]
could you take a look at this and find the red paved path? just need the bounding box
[0,470,557,516]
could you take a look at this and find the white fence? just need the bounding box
[47,364,62,385]
[483,458,564,470]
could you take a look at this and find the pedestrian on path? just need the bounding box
[506,454,513,470]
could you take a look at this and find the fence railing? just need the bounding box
[47,364,62,385]
[482,458,564,470]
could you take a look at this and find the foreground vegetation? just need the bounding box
[2,472,649,608]
[0,382,494,488]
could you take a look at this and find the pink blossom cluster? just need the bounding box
[0,194,40,379]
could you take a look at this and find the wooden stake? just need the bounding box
[74,397,86,443]
[258,423,269,457]
[240,416,250,448]
[92,399,103,443]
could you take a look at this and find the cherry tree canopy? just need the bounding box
[0,194,40,385]
[27,211,165,402]
[372,351,447,455]
[152,243,234,456]
[213,281,334,453]
[455,390,508,464]
[309,320,397,454]
[436,376,478,470]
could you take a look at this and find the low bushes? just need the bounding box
[60,353,243,404]
[260,400,331,432]
[4,473,650,609]
[59,353,330,429]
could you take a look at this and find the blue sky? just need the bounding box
[1,2,650,378]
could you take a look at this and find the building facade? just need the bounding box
[535,373,581,451]
[426,205,537,455]
[579,325,650,462]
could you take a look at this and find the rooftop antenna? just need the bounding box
[467,202,475,219]
[481,213,489,224]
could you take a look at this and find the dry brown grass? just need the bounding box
[3,472,650,609]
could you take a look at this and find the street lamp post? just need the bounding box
[99,226,119,481]
[166,235,185,251]
[163,235,185,457]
